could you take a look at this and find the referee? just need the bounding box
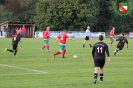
[83,26,92,47]
[92,35,110,84]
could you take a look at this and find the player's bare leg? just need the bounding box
[88,40,92,47]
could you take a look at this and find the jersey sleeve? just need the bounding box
[116,37,120,41]
[66,35,70,39]
[105,44,110,57]
[16,35,20,42]
[58,35,61,39]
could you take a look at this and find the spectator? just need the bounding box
[21,25,26,37]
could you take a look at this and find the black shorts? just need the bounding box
[94,58,105,68]
[85,36,90,40]
[12,44,18,50]
[117,44,124,50]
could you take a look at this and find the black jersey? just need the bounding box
[12,34,21,45]
[116,37,128,46]
[92,42,110,59]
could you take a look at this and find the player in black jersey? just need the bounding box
[114,33,128,56]
[4,30,21,56]
[92,35,110,84]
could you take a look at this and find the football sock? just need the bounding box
[54,51,61,56]
[114,49,118,53]
[83,44,85,47]
[14,50,17,56]
[7,49,13,52]
[100,74,103,81]
[89,44,92,47]
[47,45,49,50]
[94,73,98,84]
[110,41,112,44]
[62,49,66,57]
[42,45,46,49]
[94,73,98,80]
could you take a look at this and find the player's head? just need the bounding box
[17,30,21,34]
[112,27,115,30]
[46,27,50,31]
[99,35,104,41]
[87,26,90,30]
[120,33,124,37]
[63,30,66,33]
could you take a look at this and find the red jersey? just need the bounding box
[110,29,115,37]
[58,33,70,44]
[21,26,26,32]
[14,28,18,34]
[43,30,50,40]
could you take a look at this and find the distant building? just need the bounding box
[0,21,35,38]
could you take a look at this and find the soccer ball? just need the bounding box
[73,55,78,59]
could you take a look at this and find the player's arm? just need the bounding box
[55,36,60,44]
[69,38,75,41]
[17,36,21,42]
[55,38,59,44]
[105,45,110,62]
[67,36,75,41]
[48,32,51,38]
[126,39,128,48]
[115,38,119,41]
[92,46,95,60]
[42,32,44,37]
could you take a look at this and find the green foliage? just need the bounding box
[34,0,96,31]
[110,0,133,33]
[93,0,113,32]
[0,0,38,22]
[1,0,133,33]
[0,5,16,23]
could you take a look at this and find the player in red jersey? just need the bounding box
[53,30,74,58]
[110,27,115,46]
[41,27,50,52]
[14,27,19,34]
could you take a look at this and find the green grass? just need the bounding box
[0,38,133,88]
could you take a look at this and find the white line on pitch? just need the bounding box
[0,64,48,74]
[0,73,45,76]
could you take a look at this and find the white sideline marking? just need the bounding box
[0,73,44,76]
[0,64,48,75]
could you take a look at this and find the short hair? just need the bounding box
[63,30,66,33]
[99,35,104,41]
[87,26,90,29]
[121,33,124,36]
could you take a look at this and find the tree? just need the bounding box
[0,5,15,23]
[93,0,112,32]
[34,0,96,31]
[2,0,38,22]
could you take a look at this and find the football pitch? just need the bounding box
[0,38,133,88]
